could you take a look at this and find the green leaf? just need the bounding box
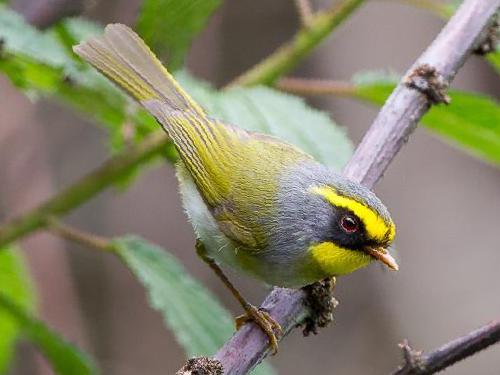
[0,7,72,68]
[0,292,97,375]
[352,74,500,166]
[0,247,95,375]
[0,7,173,184]
[177,72,353,170]
[0,246,34,374]
[0,7,352,180]
[59,18,103,44]
[137,0,222,70]
[486,43,500,75]
[114,235,276,375]
[0,7,127,138]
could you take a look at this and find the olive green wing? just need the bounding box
[144,102,313,249]
[73,23,313,250]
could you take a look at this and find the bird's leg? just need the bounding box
[195,240,283,353]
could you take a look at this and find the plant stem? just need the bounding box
[0,1,364,248]
[210,0,500,374]
[46,218,114,253]
[294,0,314,27]
[392,320,500,374]
[383,0,453,18]
[276,77,357,97]
[226,0,366,87]
[0,132,169,247]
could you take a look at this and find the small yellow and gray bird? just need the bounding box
[74,24,397,352]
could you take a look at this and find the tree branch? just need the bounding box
[226,0,366,87]
[276,77,357,97]
[392,320,500,374]
[209,1,500,374]
[0,2,497,373]
[382,0,453,18]
[294,0,314,28]
[0,1,363,249]
[0,132,169,247]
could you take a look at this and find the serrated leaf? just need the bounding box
[0,8,353,184]
[114,236,276,375]
[0,292,97,375]
[137,0,222,70]
[0,7,128,138]
[352,75,500,166]
[0,7,72,68]
[0,246,34,374]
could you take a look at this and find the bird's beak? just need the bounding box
[364,246,399,271]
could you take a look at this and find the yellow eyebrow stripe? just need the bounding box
[311,186,395,242]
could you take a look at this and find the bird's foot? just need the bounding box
[235,304,283,354]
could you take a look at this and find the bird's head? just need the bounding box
[305,181,397,276]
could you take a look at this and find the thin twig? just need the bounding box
[208,1,500,374]
[46,217,114,253]
[392,320,500,374]
[381,0,453,18]
[226,0,366,87]
[276,77,357,97]
[294,0,314,27]
[0,132,169,248]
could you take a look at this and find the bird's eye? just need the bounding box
[340,215,358,233]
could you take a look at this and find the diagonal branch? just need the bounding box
[0,0,363,250]
[226,0,366,87]
[46,217,114,253]
[209,1,500,374]
[0,132,169,247]
[392,320,500,374]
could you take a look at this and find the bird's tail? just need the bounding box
[74,24,236,207]
[73,23,206,119]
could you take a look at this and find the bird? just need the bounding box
[73,24,397,353]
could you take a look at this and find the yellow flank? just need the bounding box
[310,242,372,276]
[311,186,395,242]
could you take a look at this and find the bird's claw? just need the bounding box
[235,305,283,354]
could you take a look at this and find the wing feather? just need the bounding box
[74,24,313,249]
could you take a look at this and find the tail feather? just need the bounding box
[73,23,205,116]
[73,23,231,207]
[73,24,316,250]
